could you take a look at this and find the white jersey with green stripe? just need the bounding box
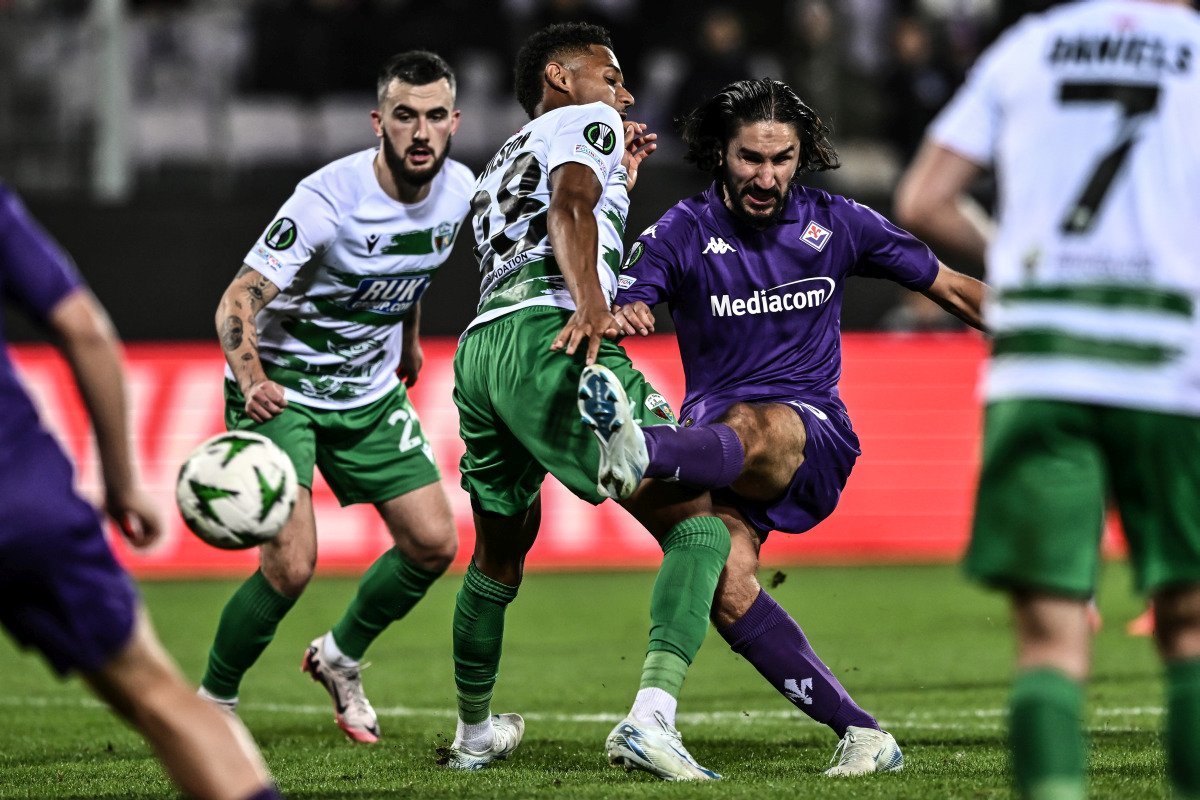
[239,148,474,409]
[931,0,1200,415]
[465,101,630,332]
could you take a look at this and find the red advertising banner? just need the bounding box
[13,333,1116,576]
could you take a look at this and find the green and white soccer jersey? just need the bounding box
[241,148,474,409]
[466,101,629,331]
[931,0,1200,416]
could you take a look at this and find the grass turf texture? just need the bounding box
[0,564,1168,799]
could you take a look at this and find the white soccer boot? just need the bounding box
[605,712,721,781]
[578,364,649,500]
[824,725,904,776]
[301,636,381,743]
[446,713,526,770]
[197,685,239,715]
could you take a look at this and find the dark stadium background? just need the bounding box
[0,0,1059,342]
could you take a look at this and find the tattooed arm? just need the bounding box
[215,264,284,423]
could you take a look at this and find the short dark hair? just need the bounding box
[679,78,840,181]
[514,22,614,118]
[377,50,456,104]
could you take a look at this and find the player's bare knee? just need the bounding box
[1153,585,1200,660]
[718,403,765,462]
[712,548,761,627]
[712,571,760,628]
[404,536,457,574]
[263,560,314,598]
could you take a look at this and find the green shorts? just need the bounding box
[966,398,1200,596]
[454,307,676,516]
[225,380,440,506]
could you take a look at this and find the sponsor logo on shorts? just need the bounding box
[265,217,298,250]
[800,220,832,252]
[584,121,617,155]
[787,400,829,421]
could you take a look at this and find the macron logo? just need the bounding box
[702,237,737,255]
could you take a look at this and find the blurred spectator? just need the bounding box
[786,0,843,135]
[882,14,956,161]
[670,6,753,124]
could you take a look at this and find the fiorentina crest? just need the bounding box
[800,220,832,252]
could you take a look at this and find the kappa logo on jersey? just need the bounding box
[710,276,836,318]
[642,224,658,239]
[432,221,457,255]
[365,234,381,254]
[345,275,431,316]
[583,121,617,155]
[265,217,298,251]
[623,241,644,269]
[702,237,737,255]
[644,393,674,422]
[800,221,832,252]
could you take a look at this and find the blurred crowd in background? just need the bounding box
[0,0,1054,336]
[0,0,1040,190]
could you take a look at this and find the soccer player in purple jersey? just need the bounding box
[582,78,986,776]
[0,184,283,800]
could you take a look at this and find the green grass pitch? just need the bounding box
[0,564,1168,799]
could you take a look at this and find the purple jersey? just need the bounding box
[0,184,83,447]
[0,184,138,675]
[617,182,938,423]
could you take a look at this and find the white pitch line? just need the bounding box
[0,695,1164,732]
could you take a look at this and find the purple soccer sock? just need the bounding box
[719,589,879,738]
[642,422,745,488]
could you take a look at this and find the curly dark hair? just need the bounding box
[377,50,456,103]
[514,22,614,118]
[678,78,839,181]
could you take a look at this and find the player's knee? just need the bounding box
[264,561,314,598]
[1153,585,1200,660]
[406,537,457,574]
[719,403,768,464]
[711,548,761,626]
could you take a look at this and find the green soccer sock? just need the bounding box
[1010,668,1086,800]
[452,562,519,724]
[1166,658,1200,798]
[201,570,297,699]
[641,515,731,697]
[329,547,444,661]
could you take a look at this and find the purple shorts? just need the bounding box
[0,432,139,676]
[711,397,861,535]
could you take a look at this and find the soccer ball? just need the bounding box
[176,431,298,550]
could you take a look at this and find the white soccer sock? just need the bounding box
[630,687,678,727]
[321,632,358,668]
[456,717,495,751]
